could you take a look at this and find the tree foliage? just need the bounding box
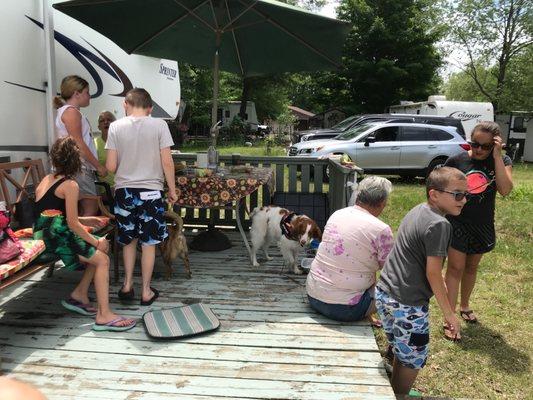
[336,0,443,113]
[179,0,446,130]
[444,46,533,112]
[443,0,533,112]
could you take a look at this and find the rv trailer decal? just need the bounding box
[4,16,171,118]
[27,15,125,99]
[448,111,483,121]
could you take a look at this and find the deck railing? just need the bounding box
[172,153,362,228]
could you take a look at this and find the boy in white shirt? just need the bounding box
[106,88,177,306]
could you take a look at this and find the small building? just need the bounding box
[288,105,315,131]
[310,107,348,128]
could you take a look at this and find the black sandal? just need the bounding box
[460,310,478,324]
[443,324,461,342]
[140,287,159,306]
[118,287,135,302]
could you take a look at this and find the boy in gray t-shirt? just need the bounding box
[376,166,467,395]
[106,88,177,307]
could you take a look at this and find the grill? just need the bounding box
[288,147,298,156]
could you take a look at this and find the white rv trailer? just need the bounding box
[389,96,493,140]
[219,101,259,131]
[0,0,180,166]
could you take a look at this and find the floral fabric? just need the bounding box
[175,167,274,208]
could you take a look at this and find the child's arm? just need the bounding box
[426,256,460,337]
[105,149,118,173]
[161,147,177,204]
[492,136,513,196]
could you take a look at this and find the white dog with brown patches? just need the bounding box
[250,206,322,274]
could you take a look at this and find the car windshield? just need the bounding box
[331,115,359,130]
[334,123,374,140]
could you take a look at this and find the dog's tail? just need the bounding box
[164,209,184,229]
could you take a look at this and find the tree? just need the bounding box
[285,72,350,114]
[444,46,533,112]
[337,0,443,113]
[444,0,533,112]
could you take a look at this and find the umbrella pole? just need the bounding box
[210,31,222,148]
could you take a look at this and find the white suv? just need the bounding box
[288,122,470,177]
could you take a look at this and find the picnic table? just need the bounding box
[174,165,275,256]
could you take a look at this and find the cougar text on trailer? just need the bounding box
[389,96,493,140]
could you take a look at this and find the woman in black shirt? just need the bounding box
[443,122,513,338]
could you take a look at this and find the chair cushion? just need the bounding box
[0,239,46,282]
[13,228,33,239]
[143,303,220,339]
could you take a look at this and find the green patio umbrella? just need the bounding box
[53,0,350,141]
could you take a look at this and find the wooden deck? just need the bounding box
[0,232,395,399]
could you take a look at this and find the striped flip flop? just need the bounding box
[142,303,220,339]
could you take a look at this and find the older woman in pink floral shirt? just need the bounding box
[306,176,393,322]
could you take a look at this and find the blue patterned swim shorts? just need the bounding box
[375,286,430,370]
[114,188,168,246]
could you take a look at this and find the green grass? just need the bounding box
[181,143,288,157]
[377,163,533,400]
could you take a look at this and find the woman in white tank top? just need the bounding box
[53,75,107,215]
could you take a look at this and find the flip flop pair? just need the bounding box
[61,298,97,316]
[118,286,160,306]
[92,316,137,332]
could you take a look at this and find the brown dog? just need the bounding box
[160,209,191,279]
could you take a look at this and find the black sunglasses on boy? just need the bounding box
[435,189,469,201]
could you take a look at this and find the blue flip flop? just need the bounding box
[92,316,137,332]
[61,298,97,316]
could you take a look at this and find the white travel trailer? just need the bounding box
[389,96,493,140]
[219,101,259,131]
[0,0,180,165]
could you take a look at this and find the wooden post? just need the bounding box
[327,159,363,214]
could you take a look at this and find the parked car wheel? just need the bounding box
[426,157,448,177]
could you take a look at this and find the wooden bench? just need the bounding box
[0,159,118,291]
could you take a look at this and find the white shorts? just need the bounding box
[76,168,97,196]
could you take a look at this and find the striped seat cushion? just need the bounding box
[143,303,220,339]
[0,239,46,282]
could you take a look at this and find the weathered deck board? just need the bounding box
[0,232,394,399]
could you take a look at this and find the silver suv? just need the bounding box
[288,122,470,177]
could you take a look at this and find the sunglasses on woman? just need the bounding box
[468,141,493,151]
[435,189,469,201]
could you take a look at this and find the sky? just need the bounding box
[318,1,338,18]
